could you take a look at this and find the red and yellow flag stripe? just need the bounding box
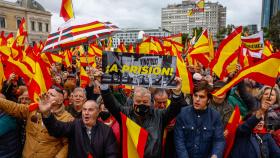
[121,112,148,158]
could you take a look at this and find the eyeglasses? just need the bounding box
[51,85,64,95]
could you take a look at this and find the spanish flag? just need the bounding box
[187,9,193,16]
[89,43,102,57]
[15,18,27,46]
[63,50,72,67]
[262,40,273,58]
[116,42,127,53]
[212,53,280,97]
[223,106,241,158]
[163,38,193,94]
[28,57,52,102]
[188,29,210,67]
[136,37,163,55]
[44,52,63,64]
[80,66,90,88]
[60,0,74,22]
[128,43,134,53]
[121,112,148,158]
[80,55,96,67]
[210,26,242,79]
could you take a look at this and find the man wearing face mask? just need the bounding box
[97,96,120,145]
[98,77,186,158]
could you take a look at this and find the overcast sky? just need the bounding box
[7,0,262,32]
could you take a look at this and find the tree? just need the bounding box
[268,11,280,49]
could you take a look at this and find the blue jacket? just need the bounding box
[229,115,280,158]
[174,106,225,158]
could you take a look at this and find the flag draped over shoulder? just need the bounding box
[60,0,74,22]
[121,112,148,158]
[223,106,241,158]
[210,26,242,79]
[212,53,280,97]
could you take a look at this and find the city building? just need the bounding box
[261,0,280,28]
[0,0,51,44]
[244,24,258,35]
[161,0,226,40]
[112,27,171,48]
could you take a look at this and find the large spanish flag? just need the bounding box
[121,112,148,158]
[210,26,242,79]
[223,106,241,158]
[60,0,74,22]
[212,53,280,97]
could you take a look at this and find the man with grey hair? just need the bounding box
[66,87,87,118]
[98,77,187,158]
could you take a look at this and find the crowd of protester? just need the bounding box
[0,61,279,158]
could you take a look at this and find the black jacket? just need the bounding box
[229,115,280,158]
[101,88,186,158]
[43,114,119,158]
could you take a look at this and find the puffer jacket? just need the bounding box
[101,88,186,158]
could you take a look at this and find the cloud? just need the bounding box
[6,0,262,31]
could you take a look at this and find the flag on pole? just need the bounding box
[60,0,74,22]
[121,112,148,158]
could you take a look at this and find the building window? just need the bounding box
[31,21,35,31]
[38,22,42,32]
[45,23,49,32]
[17,18,22,28]
[0,17,5,28]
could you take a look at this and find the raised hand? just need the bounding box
[38,93,56,117]
[172,77,182,96]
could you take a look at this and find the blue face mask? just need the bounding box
[134,104,150,116]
